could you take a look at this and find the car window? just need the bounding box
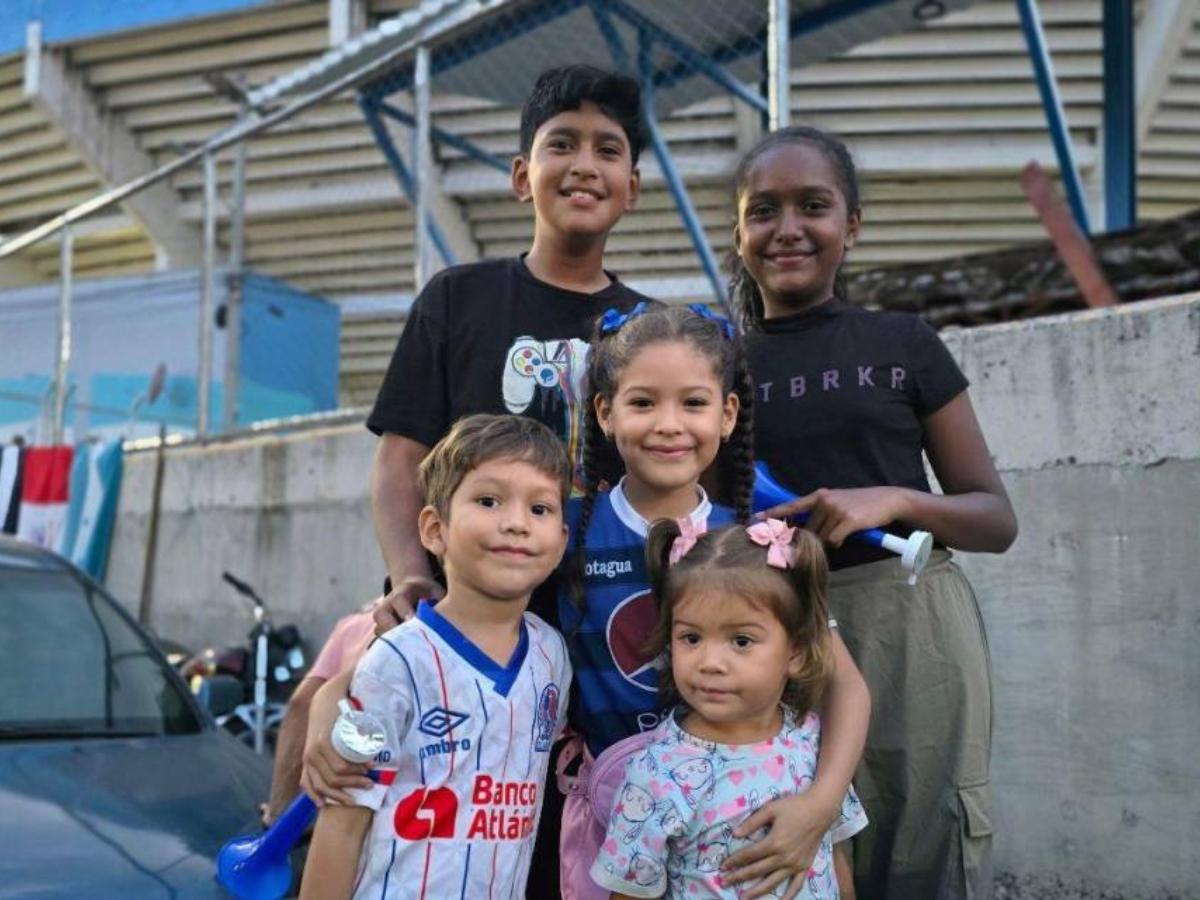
[0,567,201,737]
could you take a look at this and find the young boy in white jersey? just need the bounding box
[301,414,573,900]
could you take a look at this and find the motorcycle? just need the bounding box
[181,572,307,754]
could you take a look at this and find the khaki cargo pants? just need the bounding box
[828,550,994,900]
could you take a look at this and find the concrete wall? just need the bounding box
[106,292,1200,898]
[108,421,383,650]
[939,294,1200,899]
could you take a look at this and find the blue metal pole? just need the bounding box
[587,0,631,73]
[609,0,768,114]
[1102,0,1135,230]
[377,101,509,174]
[1015,0,1091,235]
[638,32,729,311]
[359,95,456,267]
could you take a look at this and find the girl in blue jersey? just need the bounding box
[559,304,870,900]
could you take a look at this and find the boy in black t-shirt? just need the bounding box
[285,67,649,900]
[366,65,649,625]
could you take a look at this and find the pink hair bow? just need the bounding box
[668,517,707,566]
[746,518,797,569]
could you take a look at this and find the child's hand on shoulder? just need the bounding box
[760,486,910,549]
[373,575,445,634]
[720,788,841,900]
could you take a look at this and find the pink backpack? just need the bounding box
[557,729,656,900]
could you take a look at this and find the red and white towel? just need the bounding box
[14,446,73,550]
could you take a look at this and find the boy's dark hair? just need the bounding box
[418,413,572,517]
[727,126,861,330]
[519,65,645,164]
[645,519,834,720]
[570,305,756,610]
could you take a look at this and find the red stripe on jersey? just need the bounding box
[419,843,432,900]
[493,700,515,896]
[419,628,456,777]
[492,699,515,897]
[529,620,554,671]
[373,768,398,785]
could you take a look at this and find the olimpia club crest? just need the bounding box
[534,683,560,752]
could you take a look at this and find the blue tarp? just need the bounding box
[0,269,340,442]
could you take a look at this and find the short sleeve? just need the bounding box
[830,783,869,844]
[345,647,414,811]
[590,750,690,898]
[365,275,451,445]
[907,317,968,416]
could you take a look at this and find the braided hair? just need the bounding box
[569,304,756,612]
[726,126,862,331]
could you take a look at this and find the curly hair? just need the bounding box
[644,519,834,721]
[568,305,756,613]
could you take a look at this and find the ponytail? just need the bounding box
[780,528,834,717]
[727,249,766,331]
[645,518,682,602]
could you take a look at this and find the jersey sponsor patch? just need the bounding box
[392,776,540,842]
[606,590,661,693]
[394,786,458,839]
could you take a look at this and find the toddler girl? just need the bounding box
[590,518,865,899]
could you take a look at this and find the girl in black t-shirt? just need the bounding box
[726,126,1018,900]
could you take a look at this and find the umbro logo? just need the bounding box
[418,706,470,738]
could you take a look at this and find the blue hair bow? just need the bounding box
[599,300,649,335]
[687,303,736,340]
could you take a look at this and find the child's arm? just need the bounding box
[299,804,372,900]
[833,842,857,900]
[300,667,374,805]
[760,393,1017,553]
[722,632,869,900]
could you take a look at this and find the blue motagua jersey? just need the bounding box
[559,480,734,756]
[347,601,571,900]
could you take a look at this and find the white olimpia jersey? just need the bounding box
[347,601,571,900]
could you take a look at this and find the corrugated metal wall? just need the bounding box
[0,0,1195,407]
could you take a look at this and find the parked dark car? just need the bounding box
[0,535,271,897]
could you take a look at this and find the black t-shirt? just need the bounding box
[367,256,647,449]
[367,257,647,627]
[744,298,967,568]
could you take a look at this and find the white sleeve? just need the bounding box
[589,749,690,898]
[830,783,869,844]
[345,645,413,811]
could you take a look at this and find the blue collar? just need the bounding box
[415,600,529,697]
